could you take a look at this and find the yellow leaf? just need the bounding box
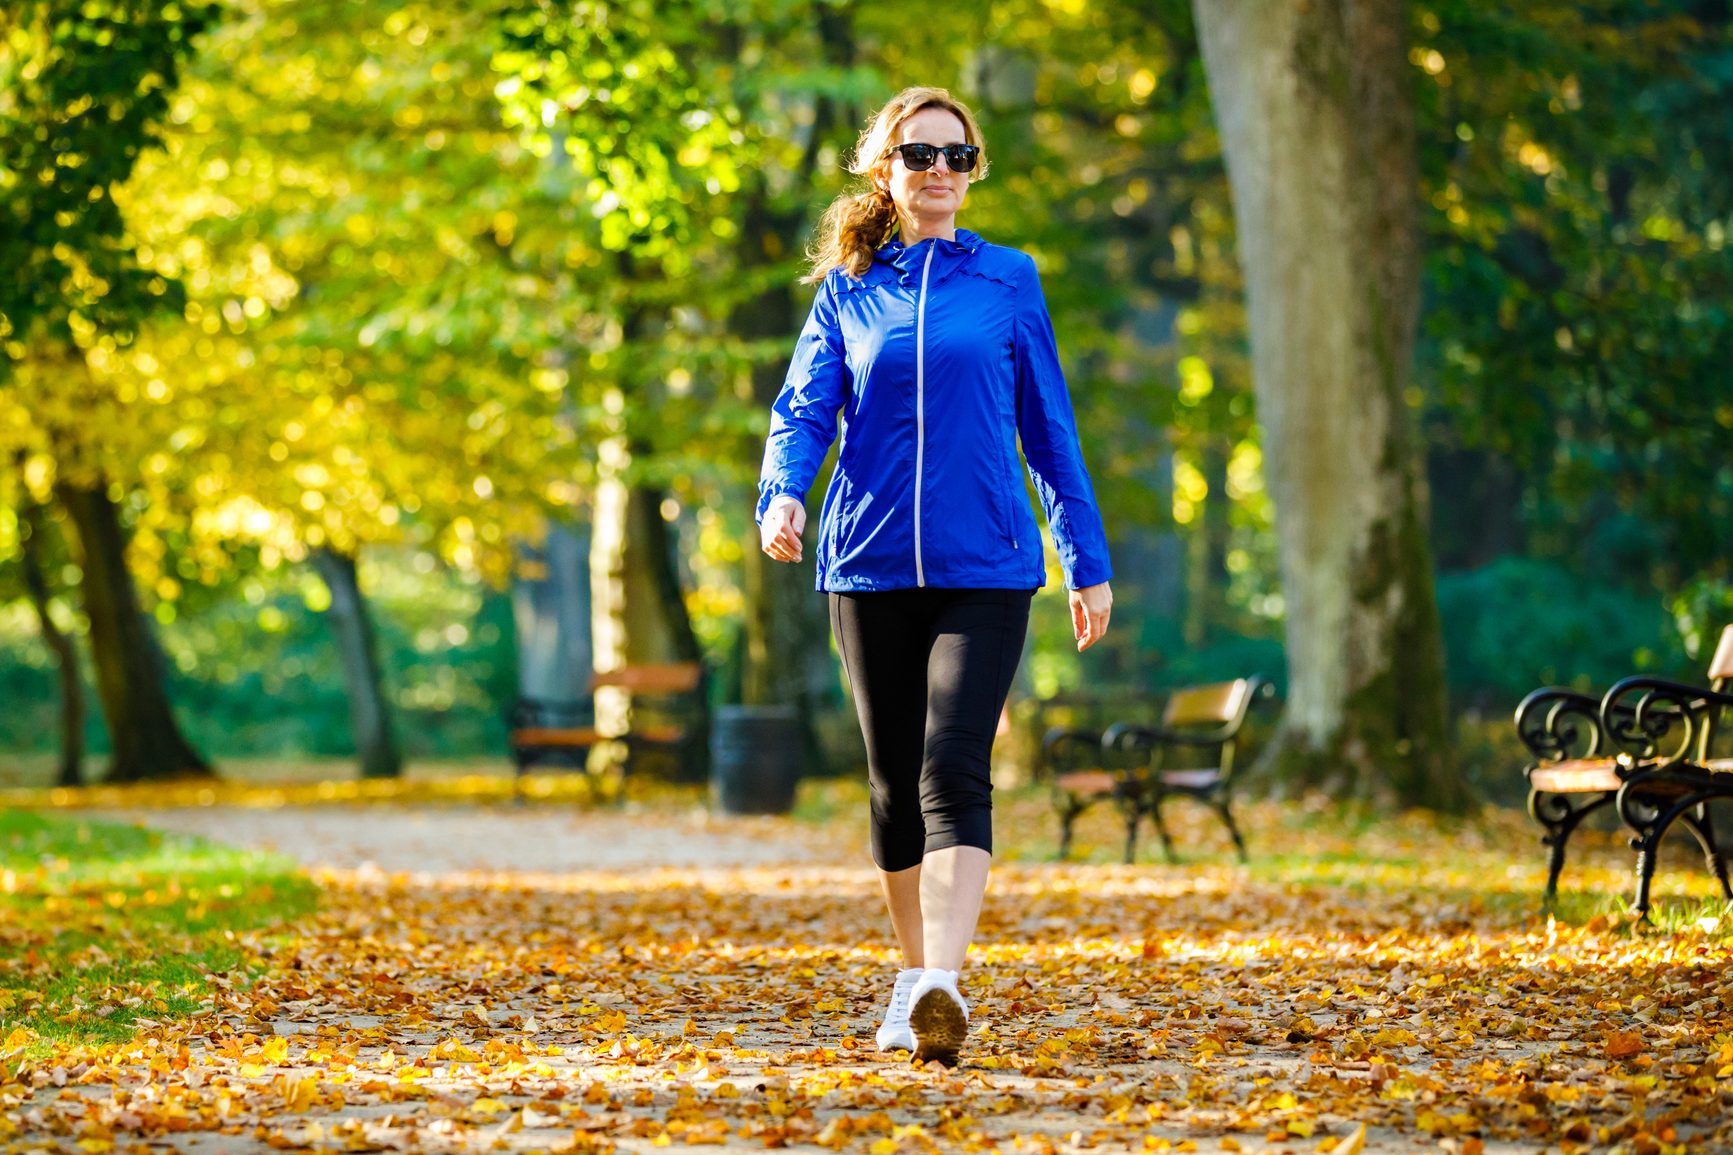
[1606,1031,1644,1060]
[1,1026,38,1054]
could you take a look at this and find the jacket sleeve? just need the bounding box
[756,275,849,525]
[1013,255,1113,590]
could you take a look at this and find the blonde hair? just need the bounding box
[801,86,990,285]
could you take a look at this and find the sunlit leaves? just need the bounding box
[0,0,218,349]
[9,785,1733,1150]
[1414,2,1733,571]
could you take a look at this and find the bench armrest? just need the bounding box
[1040,727,1107,779]
[1513,687,1611,762]
[1600,676,1731,764]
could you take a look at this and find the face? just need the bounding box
[881,106,971,228]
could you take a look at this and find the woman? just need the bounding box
[756,86,1113,1066]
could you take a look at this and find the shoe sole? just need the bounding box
[876,1032,913,1053]
[909,989,967,1066]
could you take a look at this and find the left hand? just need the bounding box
[1070,581,1112,652]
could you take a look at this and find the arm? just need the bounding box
[756,276,849,528]
[1013,255,1113,593]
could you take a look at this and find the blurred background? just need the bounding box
[1,0,1728,801]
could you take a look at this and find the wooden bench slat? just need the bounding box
[624,724,685,745]
[1159,769,1222,789]
[1162,680,1250,728]
[591,663,703,693]
[1710,625,1733,682]
[1055,770,1120,797]
[513,725,688,746]
[511,727,603,747]
[1529,759,1621,793]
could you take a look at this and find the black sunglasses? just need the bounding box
[884,142,981,173]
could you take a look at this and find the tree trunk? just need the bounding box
[18,493,85,787]
[56,480,211,782]
[732,5,856,766]
[589,445,707,778]
[512,523,593,702]
[310,546,402,780]
[1192,0,1463,808]
[735,201,835,770]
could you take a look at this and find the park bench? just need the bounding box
[509,661,707,798]
[1596,624,1733,915]
[1517,624,1733,913]
[1043,676,1272,863]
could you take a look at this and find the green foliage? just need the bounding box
[1435,557,1683,708]
[0,808,316,1049]
[0,551,517,762]
[1671,576,1733,662]
[1417,2,1733,576]
[2,0,1730,772]
[0,0,218,348]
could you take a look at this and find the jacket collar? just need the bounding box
[874,226,986,288]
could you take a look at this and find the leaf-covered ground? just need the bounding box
[6,779,1732,1154]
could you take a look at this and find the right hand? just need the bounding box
[760,496,806,563]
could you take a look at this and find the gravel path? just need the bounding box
[86,803,830,873]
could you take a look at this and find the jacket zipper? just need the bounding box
[914,243,935,587]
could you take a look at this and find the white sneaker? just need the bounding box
[908,968,969,1066]
[875,967,922,1052]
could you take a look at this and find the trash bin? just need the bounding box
[710,704,802,815]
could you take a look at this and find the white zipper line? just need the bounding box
[914,243,935,588]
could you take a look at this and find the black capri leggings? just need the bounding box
[829,587,1034,873]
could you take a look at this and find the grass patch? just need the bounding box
[0,809,316,1054]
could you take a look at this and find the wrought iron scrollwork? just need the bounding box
[1514,688,1604,764]
[1601,678,1706,765]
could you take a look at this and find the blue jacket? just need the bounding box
[756,227,1113,593]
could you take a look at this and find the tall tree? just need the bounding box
[7,459,85,785]
[309,547,400,779]
[1,0,219,780]
[1193,0,1463,807]
[111,0,599,774]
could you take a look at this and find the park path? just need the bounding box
[16,802,1729,1154]
[82,802,831,874]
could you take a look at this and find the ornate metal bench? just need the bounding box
[1598,625,1733,915]
[1518,624,1732,912]
[1044,677,1272,863]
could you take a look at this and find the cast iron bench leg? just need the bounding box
[1213,798,1249,864]
[1629,790,1722,917]
[1116,792,1142,865]
[1532,791,1612,902]
[1679,803,1733,899]
[1057,799,1084,861]
[1147,796,1179,865]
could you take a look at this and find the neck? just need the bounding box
[896,214,958,245]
